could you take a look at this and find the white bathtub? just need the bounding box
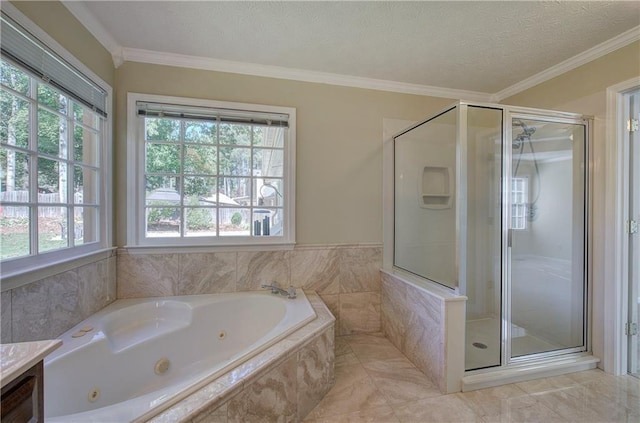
[44,291,316,422]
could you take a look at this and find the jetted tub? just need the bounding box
[44,290,316,422]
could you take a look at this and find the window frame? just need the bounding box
[511,176,529,231]
[126,93,296,250]
[0,3,113,286]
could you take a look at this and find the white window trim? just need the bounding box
[511,176,529,231]
[0,3,113,288]
[126,93,296,250]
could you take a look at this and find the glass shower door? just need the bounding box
[508,117,587,359]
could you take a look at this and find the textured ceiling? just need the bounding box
[81,1,640,94]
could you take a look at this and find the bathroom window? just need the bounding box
[127,93,295,248]
[511,177,528,230]
[0,11,111,278]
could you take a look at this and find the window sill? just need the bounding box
[0,247,117,292]
[121,242,296,255]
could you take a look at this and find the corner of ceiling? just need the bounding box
[493,25,640,103]
[111,47,125,69]
[61,0,123,69]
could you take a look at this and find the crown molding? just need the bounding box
[61,1,120,57]
[121,47,492,101]
[111,46,125,68]
[492,25,640,102]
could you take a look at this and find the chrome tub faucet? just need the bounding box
[261,282,297,299]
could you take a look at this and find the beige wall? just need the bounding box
[9,1,115,86]
[502,40,640,370]
[115,62,452,246]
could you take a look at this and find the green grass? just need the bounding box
[0,233,68,259]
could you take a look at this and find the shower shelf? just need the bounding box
[420,165,452,209]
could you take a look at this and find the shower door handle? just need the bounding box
[507,229,512,248]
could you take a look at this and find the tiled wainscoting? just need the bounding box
[117,244,382,336]
[380,270,465,393]
[148,293,335,423]
[1,251,117,343]
[1,244,380,344]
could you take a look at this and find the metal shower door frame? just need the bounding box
[501,107,592,367]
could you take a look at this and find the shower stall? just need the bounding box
[392,101,593,381]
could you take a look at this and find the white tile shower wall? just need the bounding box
[2,252,117,343]
[116,245,382,335]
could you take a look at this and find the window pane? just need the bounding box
[0,206,30,259]
[133,99,291,244]
[38,158,67,201]
[74,166,98,204]
[254,179,283,207]
[253,148,283,177]
[145,177,181,203]
[219,123,250,145]
[185,207,216,237]
[1,148,30,194]
[1,91,30,148]
[38,206,69,252]
[146,143,180,173]
[218,177,250,205]
[146,207,180,237]
[219,147,250,176]
[38,107,68,158]
[185,176,216,200]
[184,145,216,174]
[253,126,284,148]
[145,118,180,142]
[185,121,216,144]
[73,102,100,130]
[0,61,29,95]
[219,207,250,236]
[74,206,98,245]
[252,209,283,236]
[38,84,68,114]
[74,124,99,165]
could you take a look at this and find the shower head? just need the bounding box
[513,120,536,136]
[512,120,536,148]
[513,137,522,149]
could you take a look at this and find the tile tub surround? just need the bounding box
[117,244,382,335]
[1,252,117,343]
[146,292,335,423]
[380,270,466,394]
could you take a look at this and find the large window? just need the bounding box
[128,94,295,247]
[0,11,110,277]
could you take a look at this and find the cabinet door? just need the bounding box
[1,362,43,423]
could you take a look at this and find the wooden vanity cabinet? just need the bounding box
[1,361,43,423]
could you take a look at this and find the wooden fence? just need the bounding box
[0,191,83,218]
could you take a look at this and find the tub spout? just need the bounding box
[261,282,297,299]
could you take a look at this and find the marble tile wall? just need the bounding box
[205,326,334,423]
[1,252,117,343]
[380,271,447,393]
[117,245,382,335]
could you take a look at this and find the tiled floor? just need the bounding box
[303,333,640,423]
